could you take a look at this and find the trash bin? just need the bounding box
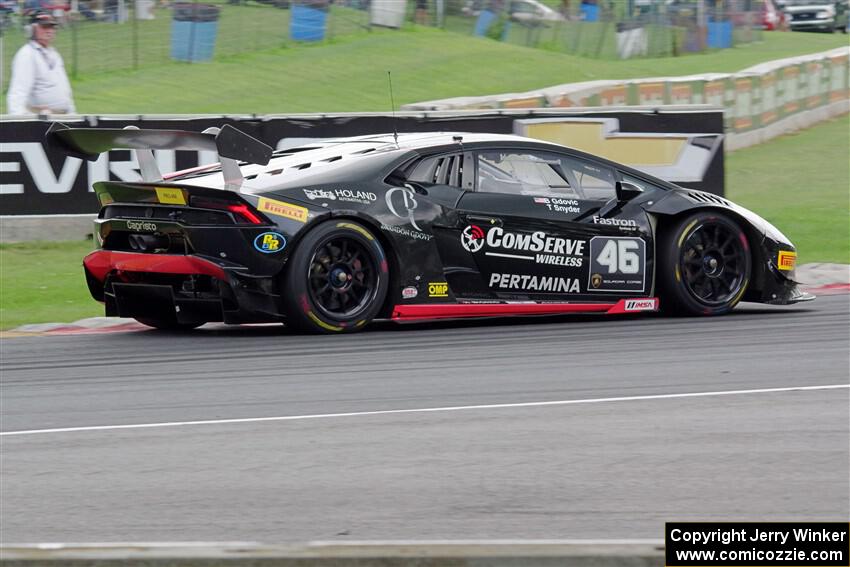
[171,3,220,62]
[706,18,732,48]
[290,0,327,42]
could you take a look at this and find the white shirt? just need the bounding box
[6,40,76,115]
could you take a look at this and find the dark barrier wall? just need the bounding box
[0,108,724,215]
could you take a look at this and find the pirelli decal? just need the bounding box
[257,198,308,223]
[777,250,796,271]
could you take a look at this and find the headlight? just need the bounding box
[817,6,835,17]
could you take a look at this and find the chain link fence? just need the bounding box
[1,0,763,88]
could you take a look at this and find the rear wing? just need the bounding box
[45,122,274,192]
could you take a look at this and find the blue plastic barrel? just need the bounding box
[171,3,219,62]
[706,19,732,48]
[290,4,327,42]
[581,2,599,21]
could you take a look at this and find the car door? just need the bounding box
[447,147,652,301]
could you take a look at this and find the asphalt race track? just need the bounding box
[1,296,848,543]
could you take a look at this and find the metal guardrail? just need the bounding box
[0,541,666,567]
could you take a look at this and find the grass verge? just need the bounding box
[1,115,848,330]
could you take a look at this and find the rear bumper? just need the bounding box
[83,250,283,324]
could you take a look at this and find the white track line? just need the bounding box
[2,384,847,437]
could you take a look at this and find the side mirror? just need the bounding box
[616,180,644,202]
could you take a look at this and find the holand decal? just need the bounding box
[126,220,157,232]
[777,250,796,271]
[155,187,186,205]
[254,232,286,254]
[588,236,646,292]
[624,298,657,311]
[385,186,422,231]
[304,188,378,204]
[428,282,448,298]
[489,273,581,294]
[402,286,418,299]
[462,225,584,267]
[592,216,637,229]
[257,198,308,223]
[303,189,336,201]
[533,196,581,214]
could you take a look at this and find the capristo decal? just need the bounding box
[489,273,581,294]
[126,220,157,232]
[304,188,377,204]
[462,225,585,267]
[533,196,581,214]
[588,236,646,292]
[254,232,286,253]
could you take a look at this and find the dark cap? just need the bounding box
[29,10,59,26]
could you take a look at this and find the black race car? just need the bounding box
[47,123,813,333]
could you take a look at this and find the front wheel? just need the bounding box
[657,212,752,316]
[281,220,389,333]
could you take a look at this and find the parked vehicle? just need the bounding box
[776,0,849,32]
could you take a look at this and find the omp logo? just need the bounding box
[254,232,285,253]
[778,250,796,271]
[126,220,157,232]
[428,282,448,298]
[513,118,723,183]
[624,299,657,311]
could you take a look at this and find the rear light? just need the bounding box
[190,196,265,225]
[227,204,263,225]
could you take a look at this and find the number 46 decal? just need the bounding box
[588,237,646,292]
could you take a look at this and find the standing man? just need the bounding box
[6,10,76,115]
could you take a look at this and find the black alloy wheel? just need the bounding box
[282,220,389,333]
[658,211,752,316]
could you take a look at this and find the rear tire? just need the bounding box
[281,220,389,334]
[657,211,751,316]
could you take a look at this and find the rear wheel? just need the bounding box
[658,211,751,316]
[282,220,389,333]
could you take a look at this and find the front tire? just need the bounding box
[281,220,389,333]
[657,211,751,316]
